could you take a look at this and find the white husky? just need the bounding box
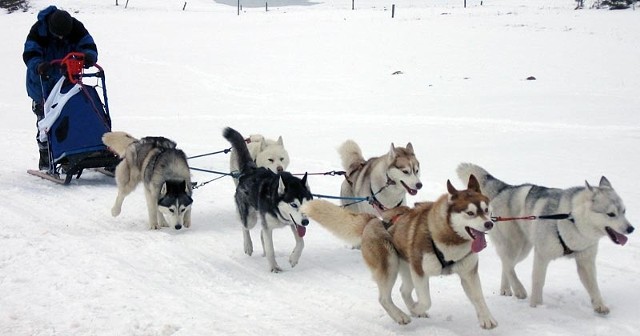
[457,163,634,314]
[229,134,290,185]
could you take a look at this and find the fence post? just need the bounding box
[266,2,268,11]
[115,0,118,6]
[392,4,395,18]
[183,2,187,10]
[237,0,240,15]
[352,0,355,10]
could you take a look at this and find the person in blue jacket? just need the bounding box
[23,6,99,170]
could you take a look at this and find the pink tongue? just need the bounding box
[470,228,487,253]
[296,225,306,238]
[611,229,628,246]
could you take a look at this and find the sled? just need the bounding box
[27,52,119,185]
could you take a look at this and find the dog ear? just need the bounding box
[278,176,286,195]
[467,174,481,193]
[260,140,268,150]
[387,143,397,160]
[276,136,284,146]
[160,182,167,196]
[599,176,612,189]
[405,142,414,154]
[585,180,593,192]
[447,179,458,195]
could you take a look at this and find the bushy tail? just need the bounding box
[223,127,255,172]
[338,140,365,173]
[301,199,376,246]
[102,131,138,158]
[456,163,509,199]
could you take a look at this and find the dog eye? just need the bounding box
[169,209,175,213]
[466,211,475,216]
[280,157,284,161]
[607,212,616,218]
[290,203,298,209]
[403,170,410,175]
[268,159,274,162]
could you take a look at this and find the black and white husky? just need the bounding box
[102,132,193,230]
[223,127,312,273]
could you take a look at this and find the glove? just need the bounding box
[83,53,97,68]
[36,62,51,75]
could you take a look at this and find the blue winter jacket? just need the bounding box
[23,5,98,103]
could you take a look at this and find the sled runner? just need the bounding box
[27,52,119,185]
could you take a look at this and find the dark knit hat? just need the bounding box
[48,10,73,37]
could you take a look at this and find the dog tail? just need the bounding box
[456,163,509,199]
[301,199,376,246]
[223,127,256,172]
[102,131,138,158]
[338,140,365,174]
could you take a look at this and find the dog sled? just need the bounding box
[27,52,120,185]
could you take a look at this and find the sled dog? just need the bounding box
[457,163,634,314]
[102,132,193,230]
[339,140,422,231]
[224,127,312,273]
[230,134,290,186]
[302,175,497,329]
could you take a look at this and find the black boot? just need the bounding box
[39,149,50,171]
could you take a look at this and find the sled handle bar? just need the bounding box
[51,52,104,84]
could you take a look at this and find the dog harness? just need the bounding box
[369,187,404,212]
[431,238,456,268]
[557,217,576,255]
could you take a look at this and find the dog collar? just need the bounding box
[382,214,402,229]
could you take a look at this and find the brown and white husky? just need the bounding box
[302,175,498,329]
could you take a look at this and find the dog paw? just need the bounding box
[111,207,121,217]
[499,287,512,296]
[594,304,610,315]
[270,265,283,273]
[149,223,160,230]
[289,258,299,268]
[409,303,429,317]
[515,291,528,300]
[393,313,412,325]
[244,244,253,256]
[479,317,498,329]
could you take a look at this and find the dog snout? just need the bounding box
[301,218,309,226]
[416,182,423,190]
[277,166,284,172]
[175,224,182,230]
[484,221,494,230]
[627,226,635,234]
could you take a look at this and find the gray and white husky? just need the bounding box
[224,127,312,273]
[339,140,422,223]
[457,163,634,314]
[103,132,193,230]
[229,134,290,183]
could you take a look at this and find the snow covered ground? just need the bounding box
[1,0,639,335]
